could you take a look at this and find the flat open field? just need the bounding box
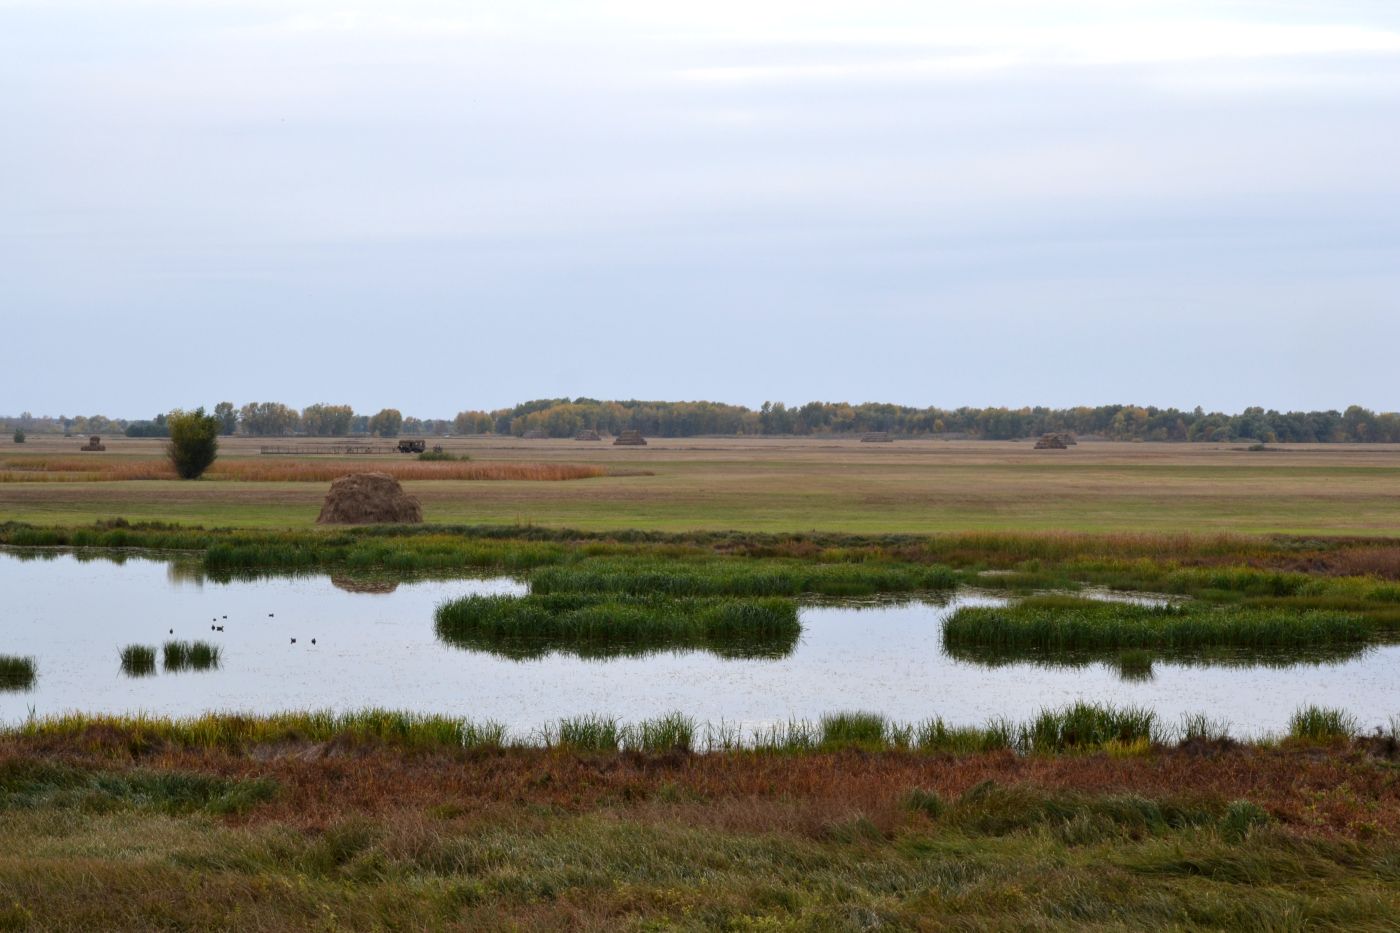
[4,436,1400,534]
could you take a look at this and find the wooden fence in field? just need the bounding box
[258,445,399,456]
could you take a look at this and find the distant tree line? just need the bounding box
[4,400,1400,443]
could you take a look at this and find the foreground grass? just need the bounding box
[1,714,1398,930]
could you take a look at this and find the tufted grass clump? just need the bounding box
[551,715,621,753]
[0,655,37,691]
[1022,702,1159,753]
[819,711,888,750]
[162,641,221,673]
[119,645,157,677]
[620,714,696,754]
[1287,705,1357,743]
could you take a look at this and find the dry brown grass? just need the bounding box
[1,458,610,483]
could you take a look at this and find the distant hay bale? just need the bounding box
[316,472,423,525]
[575,430,601,441]
[613,430,647,446]
[1034,434,1068,450]
[860,432,893,443]
[79,435,106,451]
[1058,433,1078,446]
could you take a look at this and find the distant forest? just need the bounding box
[5,399,1400,443]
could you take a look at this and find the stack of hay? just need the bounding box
[860,432,893,443]
[316,473,423,524]
[575,430,601,441]
[613,430,647,446]
[1056,433,1078,446]
[79,435,106,451]
[1033,434,1068,450]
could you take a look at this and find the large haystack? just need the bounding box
[1034,433,1068,450]
[575,430,601,441]
[316,472,423,525]
[613,430,647,446]
[80,435,106,451]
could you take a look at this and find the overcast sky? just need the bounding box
[4,0,1399,417]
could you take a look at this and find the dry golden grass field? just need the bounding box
[4,435,1398,534]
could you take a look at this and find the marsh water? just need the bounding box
[2,549,1396,736]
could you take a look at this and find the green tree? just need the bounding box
[369,408,403,437]
[301,403,355,436]
[238,401,299,436]
[166,408,221,479]
[12,429,24,443]
[213,401,238,436]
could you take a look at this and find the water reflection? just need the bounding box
[435,626,800,661]
[3,548,1397,735]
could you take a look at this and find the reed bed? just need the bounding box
[943,598,1372,652]
[530,558,960,598]
[434,593,801,659]
[4,703,1391,753]
[0,458,609,483]
[0,655,36,690]
[119,644,157,677]
[162,640,221,672]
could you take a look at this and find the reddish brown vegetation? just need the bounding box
[10,739,1395,839]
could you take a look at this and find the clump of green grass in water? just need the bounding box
[162,641,221,673]
[416,450,467,462]
[1022,702,1158,753]
[944,599,1370,652]
[1115,649,1155,681]
[819,712,888,750]
[1288,705,1357,743]
[119,645,157,677]
[434,593,800,659]
[0,655,36,691]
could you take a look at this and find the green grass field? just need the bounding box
[4,436,1400,533]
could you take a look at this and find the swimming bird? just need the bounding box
[269,613,275,618]
[290,638,296,645]
[168,628,173,635]
[311,638,316,646]
[216,626,223,632]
